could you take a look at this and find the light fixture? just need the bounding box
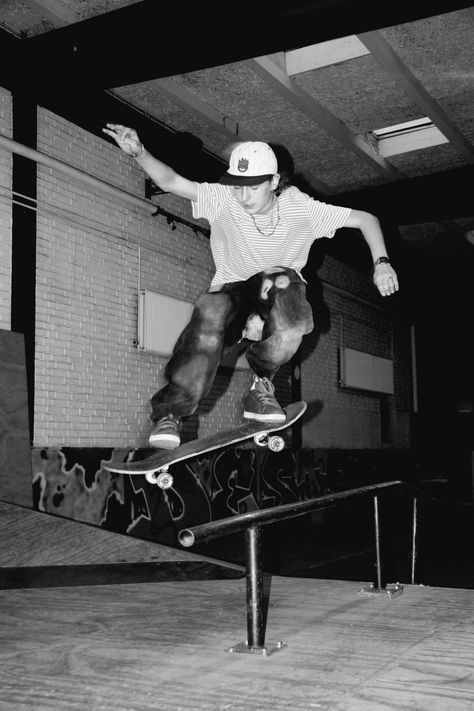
[368,117,449,157]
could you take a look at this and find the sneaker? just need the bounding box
[243,376,286,422]
[149,414,182,449]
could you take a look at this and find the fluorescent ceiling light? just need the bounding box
[373,117,431,137]
[369,118,449,156]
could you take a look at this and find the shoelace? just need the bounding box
[158,415,180,427]
[253,379,277,406]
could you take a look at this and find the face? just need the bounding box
[232,175,280,215]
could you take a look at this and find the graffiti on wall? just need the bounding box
[31,445,330,547]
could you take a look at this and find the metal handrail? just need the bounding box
[177,478,443,656]
[178,479,439,548]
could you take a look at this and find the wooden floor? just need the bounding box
[1,502,474,711]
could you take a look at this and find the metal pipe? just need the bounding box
[245,526,265,649]
[410,324,418,413]
[411,497,418,584]
[373,496,382,590]
[0,134,156,214]
[179,480,402,547]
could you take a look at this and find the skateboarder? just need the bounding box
[104,124,399,450]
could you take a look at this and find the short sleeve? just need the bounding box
[307,198,352,239]
[191,183,232,224]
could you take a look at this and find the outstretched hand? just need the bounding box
[103,123,143,156]
[373,263,399,297]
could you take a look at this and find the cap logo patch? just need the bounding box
[238,158,249,173]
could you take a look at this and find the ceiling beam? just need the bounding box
[7,0,336,195]
[358,30,474,164]
[21,0,77,25]
[142,79,332,195]
[2,3,473,230]
[141,80,251,142]
[0,29,226,182]
[5,1,474,90]
[249,55,404,181]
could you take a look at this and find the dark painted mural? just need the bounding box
[31,445,417,550]
[31,445,331,547]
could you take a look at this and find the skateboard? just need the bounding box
[104,401,306,489]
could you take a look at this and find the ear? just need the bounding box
[271,173,281,190]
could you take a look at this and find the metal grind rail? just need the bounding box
[178,479,441,656]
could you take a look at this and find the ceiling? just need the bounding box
[1,0,474,281]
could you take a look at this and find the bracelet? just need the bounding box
[130,144,145,158]
[374,256,390,267]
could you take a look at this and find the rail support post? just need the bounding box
[359,495,404,599]
[226,524,287,656]
[411,496,418,584]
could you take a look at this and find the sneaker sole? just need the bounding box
[148,434,180,450]
[243,410,286,422]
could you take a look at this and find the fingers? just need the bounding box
[102,124,141,158]
[102,124,124,143]
[379,276,399,297]
[103,124,136,142]
[104,123,128,134]
[374,266,399,297]
[103,123,123,137]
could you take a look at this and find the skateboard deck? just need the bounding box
[104,401,306,489]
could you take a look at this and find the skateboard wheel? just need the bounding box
[254,433,269,447]
[268,436,285,452]
[156,471,174,489]
[145,469,173,488]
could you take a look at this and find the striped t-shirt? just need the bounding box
[192,183,351,288]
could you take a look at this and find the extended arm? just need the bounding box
[103,123,198,202]
[344,209,399,297]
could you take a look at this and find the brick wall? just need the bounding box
[33,108,255,447]
[0,88,12,331]
[0,100,411,450]
[301,256,411,448]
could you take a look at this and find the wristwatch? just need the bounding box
[374,256,391,267]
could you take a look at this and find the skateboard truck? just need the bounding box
[145,434,286,490]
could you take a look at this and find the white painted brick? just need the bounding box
[0,87,12,330]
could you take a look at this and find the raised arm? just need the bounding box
[344,209,399,297]
[103,123,198,202]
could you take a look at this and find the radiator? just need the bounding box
[339,347,394,394]
[138,290,194,356]
[138,289,248,369]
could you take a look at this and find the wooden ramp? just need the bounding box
[0,500,244,587]
[1,502,473,710]
[0,500,198,566]
[0,332,32,508]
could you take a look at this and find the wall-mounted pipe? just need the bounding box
[0,134,156,214]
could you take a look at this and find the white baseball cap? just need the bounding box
[219,141,278,186]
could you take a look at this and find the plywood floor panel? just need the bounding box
[1,576,473,710]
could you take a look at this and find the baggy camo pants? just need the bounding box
[150,267,314,421]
